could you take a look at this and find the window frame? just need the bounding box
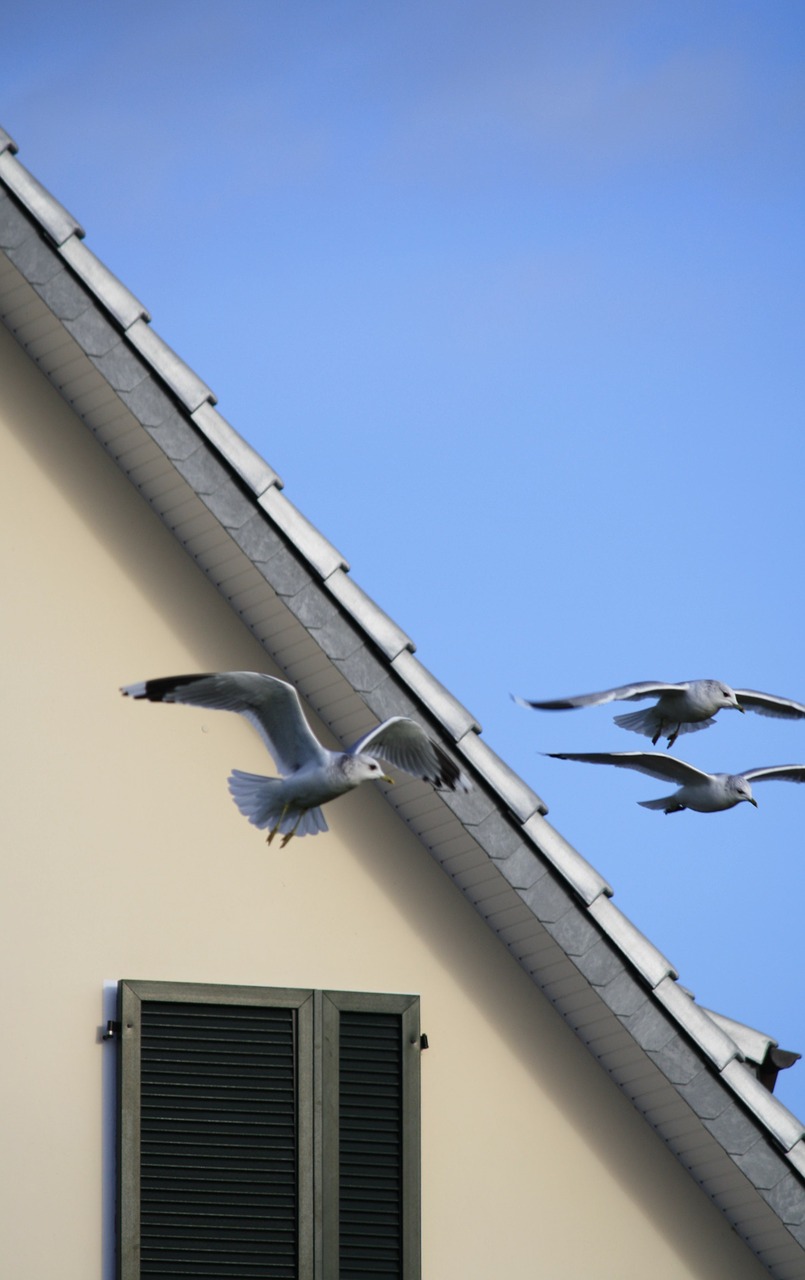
[117,980,420,1279]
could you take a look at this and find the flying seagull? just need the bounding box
[121,671,470,845]
[545,750,805,814]
[514,679,805,747]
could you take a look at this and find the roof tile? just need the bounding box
[126,316,214,411]
[59,233,149,328]
[0,148,83,244]
[191,401,280,496]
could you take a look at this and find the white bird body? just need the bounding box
[545,750,805,814]
[516,678,805,747]
[122,671,470,844]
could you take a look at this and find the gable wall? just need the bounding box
[0,320,768,1278]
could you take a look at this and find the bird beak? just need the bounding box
[748,797,758,807]
[382,775,394,785]
[736,704,746,713]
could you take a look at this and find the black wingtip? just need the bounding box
[431,742,470,793]
[124,674,215,703]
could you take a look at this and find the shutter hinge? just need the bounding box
[102,1019,121,1041]
[419,1033,429,1051]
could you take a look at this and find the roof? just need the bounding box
[2,122,805,1277]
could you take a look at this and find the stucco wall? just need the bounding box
[0,321,768,1279]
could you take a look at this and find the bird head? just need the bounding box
[732,777,757,807]
[718,683,745,713]
[350,756,394,786]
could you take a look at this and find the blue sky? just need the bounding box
[6,1,805,1115]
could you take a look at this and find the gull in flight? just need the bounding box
[515,679,805,748]
[122,672,470,845]
[545,751,805,814]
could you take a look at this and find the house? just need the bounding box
[2,123,805,1279]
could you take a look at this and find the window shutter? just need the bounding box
[139,1001,298,1277]
[118,982,419,1280]
[339,1011,404,1277]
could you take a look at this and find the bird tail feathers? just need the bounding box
[613,709,715,738]
[613,708,662,736]
[227,770,328,837]
[637,795,685,813]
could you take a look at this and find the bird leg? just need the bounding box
[280,811,306,848]
[666,723,681,749]
[266,806,291,846]
[651,721,665,746]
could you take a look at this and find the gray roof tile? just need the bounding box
[126,316,214,411]
[63,305,120,358]
[259,485,347,579]
[191,401,280,496]
[587,895,677,988]
[722,1060,805,1151]
[325,567,412,659]
[522,812,611,905]
[597,968,651,1018]
[654,978,741,1071]
[0,148,83,244]
[59,233,149,329]
[91,339,149,393]
[495,843,547,891]
[466,808,524,861]
[8,231,64,286]
[456,729,546,821]
[391,649,480,741]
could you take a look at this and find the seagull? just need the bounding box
[514,679,805,748]
[544,750,805,814]
[121,672,470,845]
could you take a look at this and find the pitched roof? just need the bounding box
[2,123,804,1277]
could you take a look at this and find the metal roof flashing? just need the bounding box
[1,129,804,1277]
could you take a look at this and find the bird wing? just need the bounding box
[742,764,805,784]
[350,717,470,792]
[734,689,805,719]
[514,681,684,711]
[121,672,329,775]
[545,751,711,784]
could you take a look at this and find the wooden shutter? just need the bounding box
[339,1011,403,1276]
[119,982,313,1280]
[119,983,419,1280]
[321,992,421,1280]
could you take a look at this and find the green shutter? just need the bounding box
[118,982,419,1280]
[339,1011,403,1276]
[138,1001,297,1277]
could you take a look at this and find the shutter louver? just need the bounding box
[339,1011,403,1277]
[139,1001,297,1279]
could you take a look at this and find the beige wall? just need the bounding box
[0,321,767,1279]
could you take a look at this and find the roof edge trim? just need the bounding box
[0,148,83,246]
[521,811,612,905]
[191,401,282,497]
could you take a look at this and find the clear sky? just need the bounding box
[5,1,805,1116]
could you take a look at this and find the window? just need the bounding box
[117,981,421,1279]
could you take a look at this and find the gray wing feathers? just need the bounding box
[546,751,710,784]
[351,718,470,791]
[742,765,805,783]
[517,682,683,710]
[735,690,805,719]
[121,672,328,775]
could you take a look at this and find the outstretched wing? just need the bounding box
[514,681,683,711]
[735,689,805,720]
[545,751,711,784]
[742,764,805,784]
[350,717,470,792]
[121,672,329,776]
